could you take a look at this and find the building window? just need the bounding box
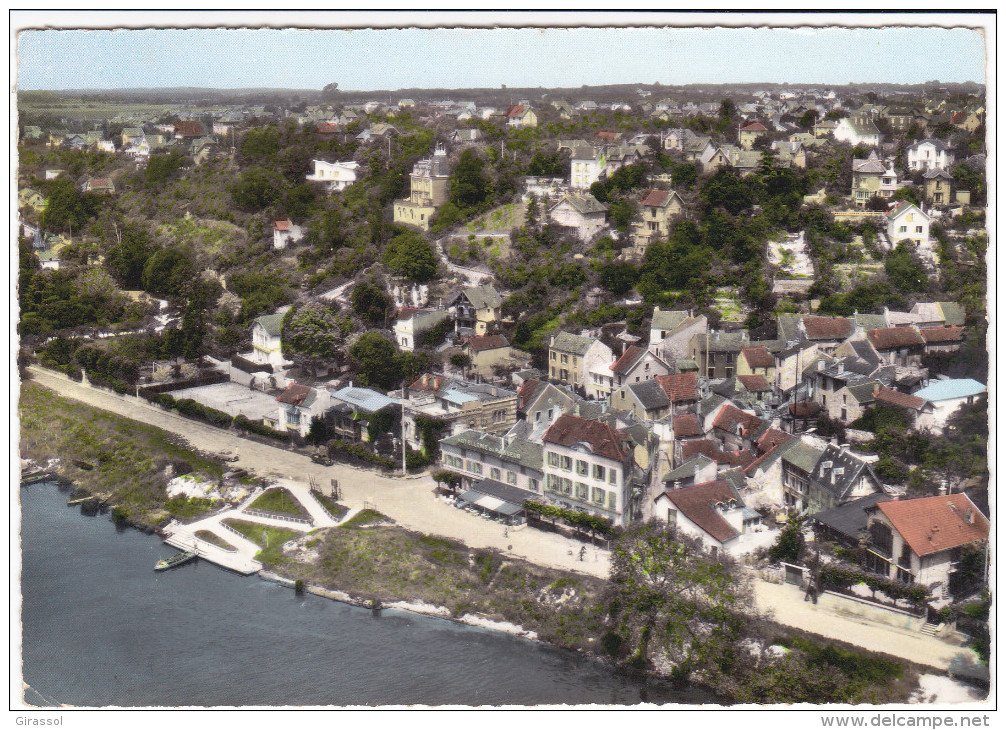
[490,467,501,481]
[547,451,560,467]
[608,468,617,485]
[593,464,605,480]
[506,471,517,485]
[666,508,677,526]
[529,478,539,492]
[591,487,605,505]
[915,226,923,234]
[576,460,588,476]
[575,483,588,500]
[560,455,572,471]
[550,351,556,360]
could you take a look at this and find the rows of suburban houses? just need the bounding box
[152,285,987,598]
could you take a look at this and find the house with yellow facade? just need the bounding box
[629,188,685,257]
[393,143,450,232]
[738,120,768,150]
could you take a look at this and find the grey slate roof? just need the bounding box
[698,393,727,419]
[811,492,893,541]
[555,193,607,216]
[461,284,502,310]
[663,454,716,483]
[550,330,593,356]
[651,308,690,333]
[628,379,671,411]
[846,381,879,404]
[441,430,543,471]
[254,312,285,337]
[780,440,825,474]
[809,444,879,502]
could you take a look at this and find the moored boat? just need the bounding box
[154,550,197,571]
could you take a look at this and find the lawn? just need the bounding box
[248,487,307,517]
[313,492,348,520]
[221,519,302,564]
[339,509,387,529]
[194,530,237,552]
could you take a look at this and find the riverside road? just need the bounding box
[22,366,977,672]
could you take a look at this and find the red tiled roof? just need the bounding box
[919,326,964,343]
[273,219,290,231]
[543,414,630,462]
[680,439,755,468]
[673,413,703,439]
[712,403,764,438]
[757,428,792,454]
[876,494,988,558]
[595,131,619,141]
[610,345,644,375]
[868,326,925,349]
[277,382,312,406]
[803,316,852,341]
[655,372,699,402]
[408,373,448,392]
[316,122,340,134]
[506,104,526,118]
[737,374,770,392]
[640,189,670,207]
[744,436,793,476]
[789,401,822,418]
[659,480,741,544]
[174,121,206,137]
[466,334,509,352]
[874,385,927,411]
[516,379,541,411]
[395,306,422,320]
[739,121,768,132]
[740,346,774,369]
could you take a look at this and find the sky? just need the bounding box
[15,17,987,91]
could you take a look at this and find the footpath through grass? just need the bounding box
[194,530,237,552]
[19,380,223,527]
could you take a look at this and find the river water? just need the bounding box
[19,480,718,707]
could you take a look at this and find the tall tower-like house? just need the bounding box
[393,143,450,231]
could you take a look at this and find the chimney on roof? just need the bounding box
[817,360,825,372]
[836,361,844,375]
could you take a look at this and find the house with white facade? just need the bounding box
[306,159,360,192]
[912,378,987,435]
[863,493,988,595]
[393,308,450,352]
[906,138,955,172]
[272,219,304,249]
[886,201,932,247]
[275,382,331,438]
[547,193,607,242]
[547,331,615,399]
[542,413,637,526]
[654,479,766,556]
[440,429,544,495]
[249,311,291,371]
[833,115,882,147]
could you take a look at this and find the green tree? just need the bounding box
[700,168,753,215]
[599,261,638,295]
[229,272,290,322]
[105,222,156,289]
[884,242,929,293]
[141,247,194,298]
[282,300,343,376]
[607,522,755,678]
[348,331,402,390]
[768,516,805,564]
[670,162,698,189]
[351,279,390,326]
[231,168,283,211]
[608,200,635,233]
[449,148,491,211]
[39,178,98,233]
[239,125,282,165]
[144,150,185,187]
[384,230,438,282]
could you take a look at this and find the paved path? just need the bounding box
[752,578,977,671]
[24,366,976,669]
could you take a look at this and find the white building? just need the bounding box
[392,308,450,352]
[306,159,360,192]
[906,139,955,172]
[833,115,882,147]
[654,479,767,557]
[249,311,290,371]
[912,378,986,435]
[886,202,932,247]
[272,219,304,250]
[541,413,636,526]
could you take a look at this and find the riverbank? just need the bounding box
[17,376,945,705]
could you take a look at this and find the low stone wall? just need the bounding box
[817,590,925,632]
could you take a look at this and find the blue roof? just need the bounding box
[913,379,986,403]
[333,387,399,413]
[442,388,478,406]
